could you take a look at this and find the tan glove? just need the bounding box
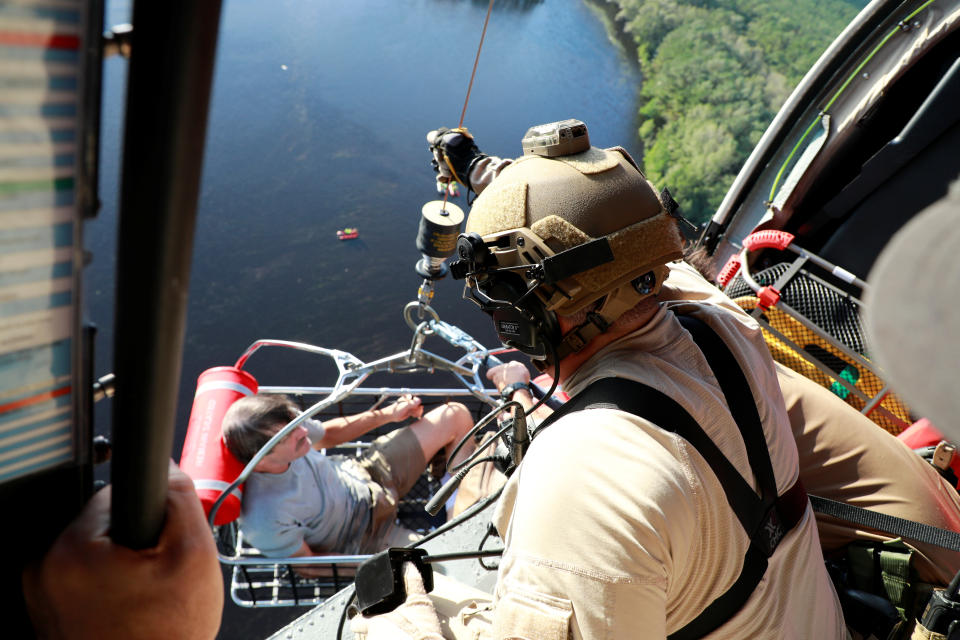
[350,561,445,640]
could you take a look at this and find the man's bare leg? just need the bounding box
[406,402,475,470]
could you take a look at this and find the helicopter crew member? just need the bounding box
[473,259,960,590]
[352,121,847,639]
[435,127,960,589]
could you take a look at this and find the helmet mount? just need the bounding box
[452,231,615,361]
[454,120,684,368]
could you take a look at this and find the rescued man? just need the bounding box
[351,124,848,638]
[221,393,474,574]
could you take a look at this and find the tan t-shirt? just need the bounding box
[490,300,847,639]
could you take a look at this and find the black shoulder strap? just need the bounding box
[535,314,807,639]
[676,315,778,506]
[671,315,806,639]
[537,376,766,537]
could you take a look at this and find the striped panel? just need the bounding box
[193,479,243,502]
[195,380,257,398]
[0,0,82,483]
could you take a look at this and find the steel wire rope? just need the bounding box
[337,6,499,637]
[440,0,495,210]
[458,0,494,129]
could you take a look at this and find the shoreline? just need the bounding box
[582,0,646,158]
[583,0,641,72]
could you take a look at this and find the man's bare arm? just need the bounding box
[313,395,424,449]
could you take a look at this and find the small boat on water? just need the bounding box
[337,227,360,240]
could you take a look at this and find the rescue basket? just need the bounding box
[180,311,508,609]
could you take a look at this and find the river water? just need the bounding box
[86,0,643,635]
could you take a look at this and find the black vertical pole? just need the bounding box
[110,0,223,549]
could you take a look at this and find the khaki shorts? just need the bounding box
[357,427,426,550]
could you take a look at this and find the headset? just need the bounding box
[449,230,617,366]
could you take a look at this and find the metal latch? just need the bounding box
[932,441,957,473]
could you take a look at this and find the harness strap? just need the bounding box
[539,375,767,537]
[670,478,807,640]
[534,314,807,639]
[810,495,960,552]
[677,315,778,506]
[674,314,806,638]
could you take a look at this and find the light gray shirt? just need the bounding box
[239,421,373,556]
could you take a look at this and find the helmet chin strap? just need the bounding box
[548,283,647,366]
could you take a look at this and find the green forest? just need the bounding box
[604,0,866,222]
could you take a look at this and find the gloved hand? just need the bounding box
[427,127,487,190]
[350,561,444,640]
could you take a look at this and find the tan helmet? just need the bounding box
[464,146,684,324]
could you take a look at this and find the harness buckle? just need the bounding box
[754,502,786,557]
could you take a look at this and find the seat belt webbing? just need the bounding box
[810,495,960,552]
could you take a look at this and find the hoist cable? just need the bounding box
[442,0,495,208]
[458,0,495,129]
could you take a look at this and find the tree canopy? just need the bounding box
[608,0,862,222]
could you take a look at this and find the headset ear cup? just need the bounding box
[484,275,560,360]
[492,306,542,356]
[528,299,560,357]
[493,302,559,359]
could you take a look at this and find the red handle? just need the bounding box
[717,255,741,288]
[743,230,795,252]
